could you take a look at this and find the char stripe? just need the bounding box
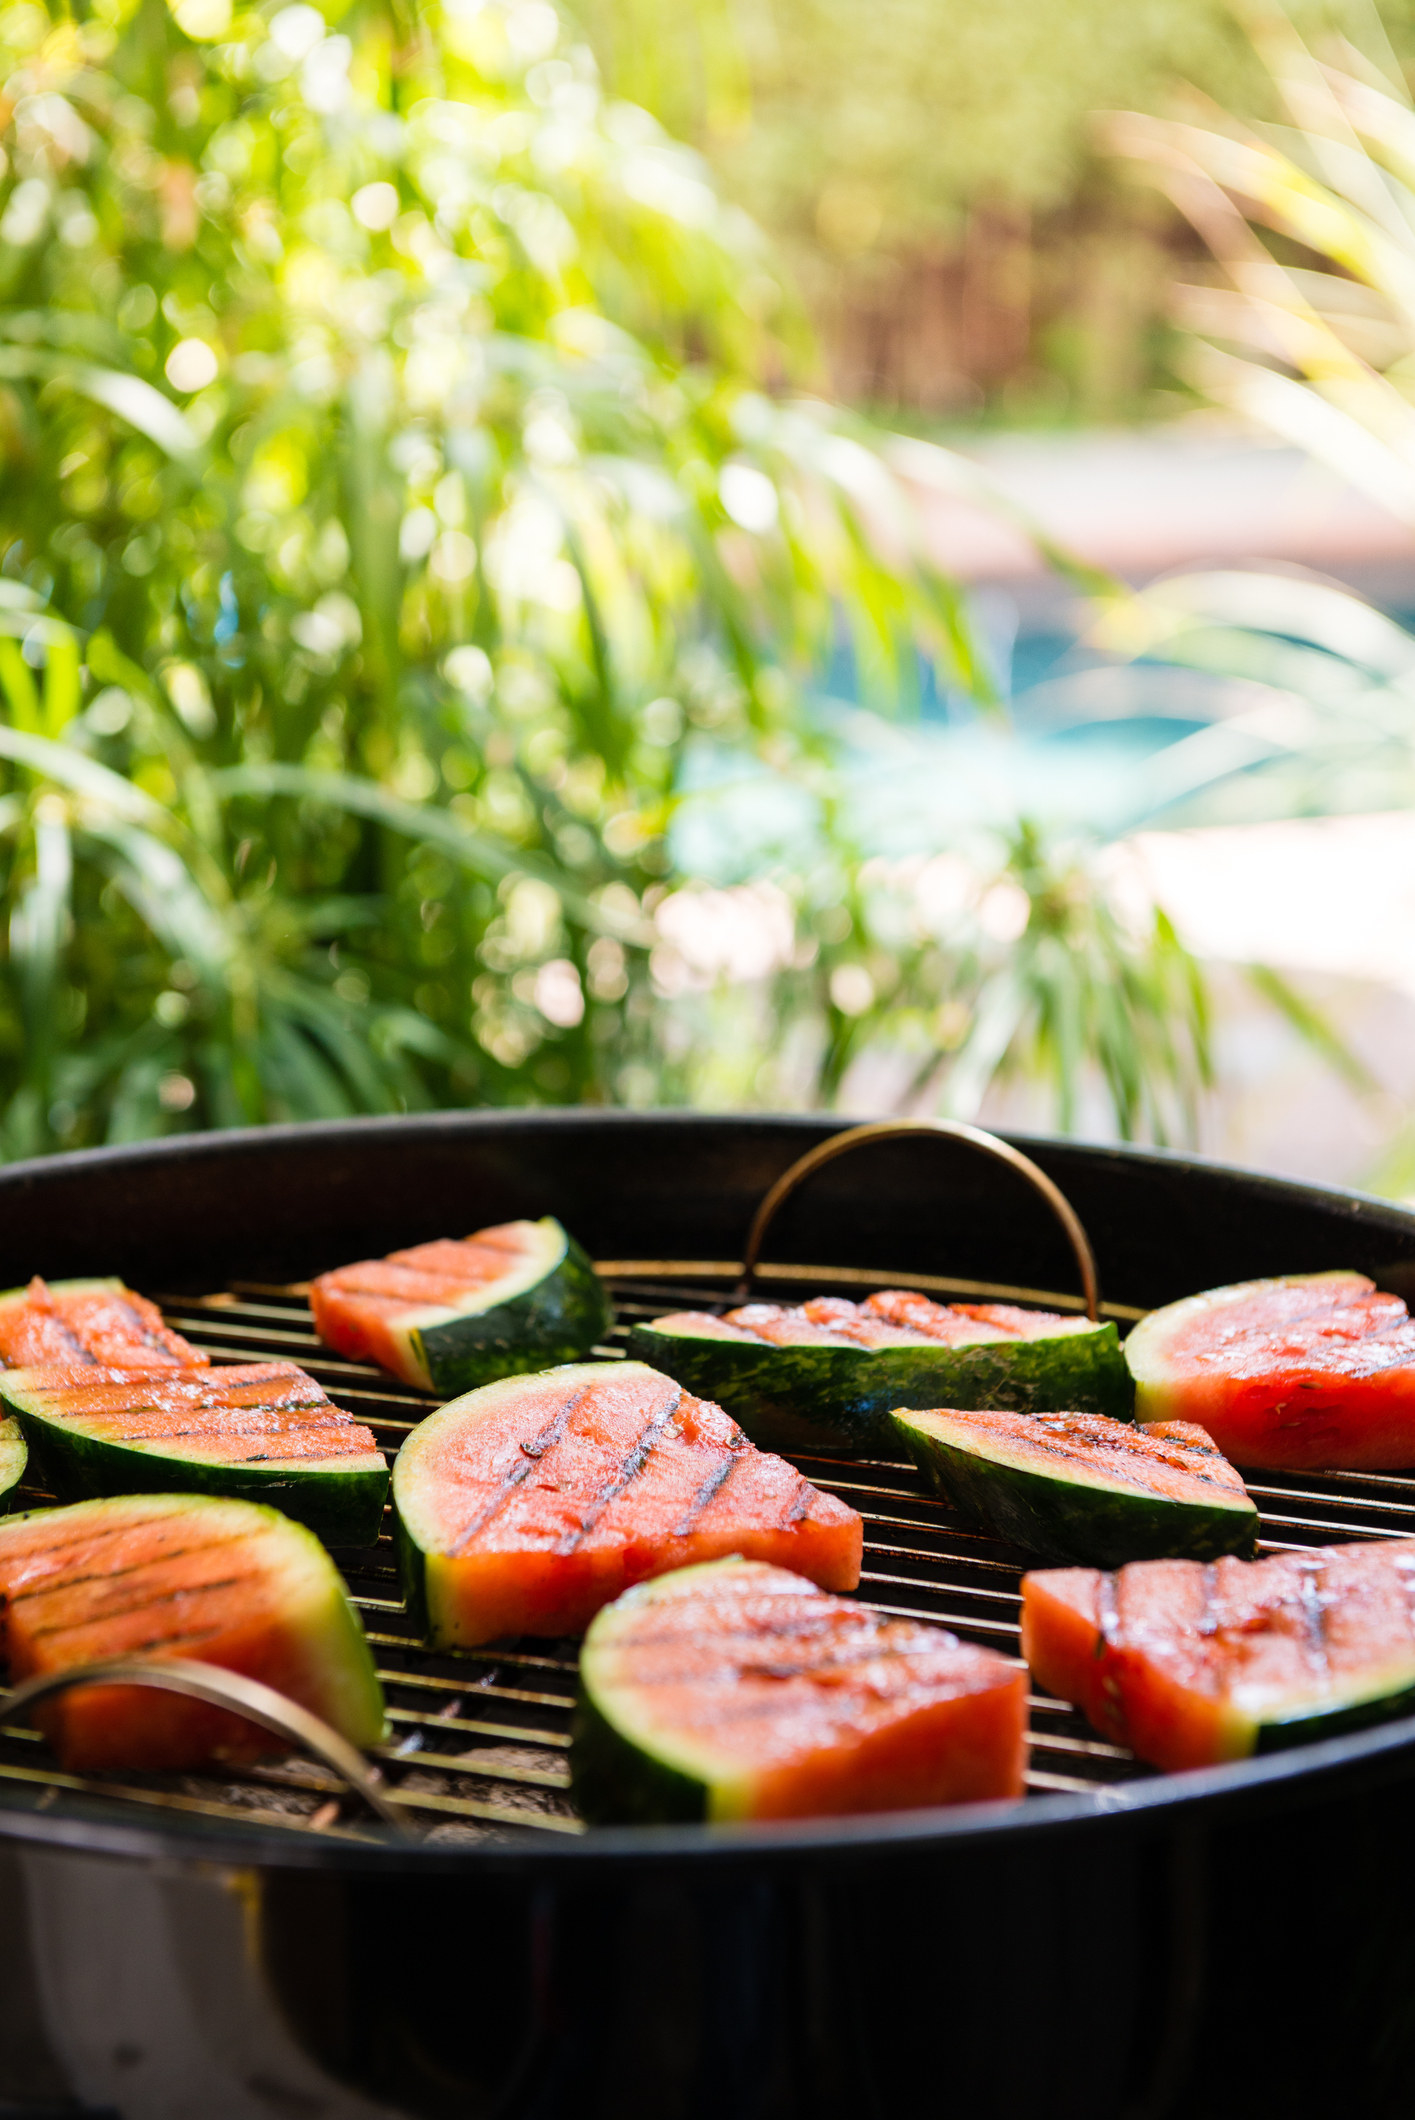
[784,1476,816,1526]
[669,1441,747,1539]
[556,1386,683,1556]
[40,1385,329,1413]
[448,1387,588,1556]
[7,1531,263,1606]
[50,1316,97,1365]
[25,1570,262,1643]
[953,1428,1229,1493]
[615,1612,870,1654]
[72,1420,364,1449]
[638,1675,963,1725]
[114,1295,177,1358]
[621,1641,933,1680]
[43,1623,226,1660]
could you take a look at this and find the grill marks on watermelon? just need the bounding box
[1022,1538,1415,1771]
[572,1557,1028,1823]
[552,1383,686,1556]
[444,1382,591,1555]
[0,1277,206,1372]
[393,1361,863,1648]
[666,1290,1090,1351]
[0,1362,390,1545]
[0,1493,385,1771]
[892,1407,1257,1566]
[315,1229,534,1321]
[5,1363,380,1468]
[309,1217,611,1393]
[1125,1271,1415,1469]
[310,1224,546,1384]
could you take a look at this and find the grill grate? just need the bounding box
[0,1261,1411,1844]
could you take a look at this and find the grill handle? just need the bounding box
[0,1657,408,1832]
[737,1117,1101,1320]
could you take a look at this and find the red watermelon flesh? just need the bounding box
[1126,1271,1415,1469]
[668,1289,1088,1351]
[583,1559,1028,1817]
[0,1492,385,1770]
[0,1278,207,1372]
[1022,1538,1415,1771]
[310,1226,538,1378]
[394,1361,864,1647]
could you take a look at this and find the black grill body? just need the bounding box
[3,1110,1415,2120]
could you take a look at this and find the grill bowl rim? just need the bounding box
[0,1106,1414,1870]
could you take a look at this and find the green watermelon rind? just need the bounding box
[392,1502,434,1641]
[626,1316,1133,1453]
[0,1417,26,1513]
[0,1490,388,1749]
[891,1409,1258,1567]
[0,1275,124,1313]
[570,1685,711,1827]
[389,1221,612,1394]
[1253,1669,1415,1753]
[571,1558,761,1826]
[1122,1270,1370,1424]
[0,1380,389,1549]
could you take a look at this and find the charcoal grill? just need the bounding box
[3,1109,1415,2120]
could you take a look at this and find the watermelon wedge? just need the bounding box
[310,1217,611,1394]
[572,1556,1028,1824]
[629,1290,1130,1452]
[0,1362,389,1546]
[392,1360,863,1649]
[1125,1270,1415,1470]
[1022,1538,1415,1772]
[0,1276,206,1372]
[0,1491,385,1771]
[892,1406,1257,1565]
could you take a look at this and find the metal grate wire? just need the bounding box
[0,1262,1409,1844]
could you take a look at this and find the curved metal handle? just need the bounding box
[738,1118,1101,1321]
[0,1658,408,1832]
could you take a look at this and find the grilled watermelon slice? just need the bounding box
[0,1276,206,1371]
[572,1556,1027,1824]
[0,1491,385,1771]
[0,1362,388,1546]
[1124,1270,1415,1470]
[892,1407,1257,1565]
[392,1360,863,1649]
[310,1217,611,1393]
[629,1290,1130,1452]
[1023,1539,1415,1772]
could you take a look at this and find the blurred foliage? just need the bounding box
[573,0,1415,418]
[1095,7,1415,826]
[1111,7,1415,518]
[578,0,1242,238]
[0,0,1223,1157]
[1088,13,1415,1178]
[643,823,1214,1139]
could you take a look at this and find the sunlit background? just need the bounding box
[2,0,1415,1192]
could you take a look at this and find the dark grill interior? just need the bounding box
[1,1257,1412,1844]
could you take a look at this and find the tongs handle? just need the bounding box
[0,1657,408,1832]
[737,1117,1101,1321]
